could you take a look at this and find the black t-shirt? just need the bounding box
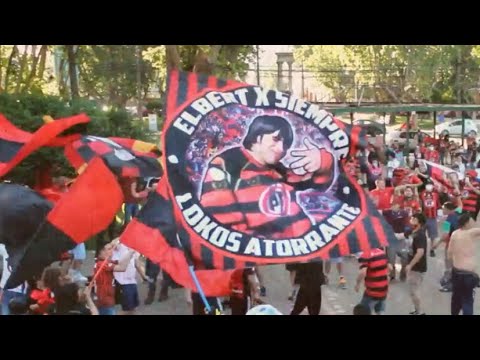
[293,262,325,288]
[410,228,427,273]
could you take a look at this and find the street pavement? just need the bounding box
[82,240,480,315]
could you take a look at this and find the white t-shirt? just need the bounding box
[387,159,400,179]
[0,244,27,294]
[111,243,140,285]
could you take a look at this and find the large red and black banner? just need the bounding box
[121,70,398,296]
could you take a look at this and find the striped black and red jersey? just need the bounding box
[200,146,333,239]
[358,248,389,300]
[461,181,480,214]
[420,191,440,219]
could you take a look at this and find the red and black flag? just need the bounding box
[0,183,53,252]
[0,113,89,178]
[0,115,162,288]
[64,135,162,179]
[420,159,463,183]
[121,70,398,296]
[4,157,123,289]
[0,113,162,180]
[121,177,234,296]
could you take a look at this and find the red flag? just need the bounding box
[0,113,89,178]
[5,157,124,289]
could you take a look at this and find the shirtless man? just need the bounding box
[448,213,480,315]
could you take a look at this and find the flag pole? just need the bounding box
[175,234,214,314]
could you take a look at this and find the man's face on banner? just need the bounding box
[253,130,286,165]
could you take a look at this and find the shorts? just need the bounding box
[426,218,438,240]
[408,271,424,297]
[69,243,86,261]
[329,257,344,264]
[360,294,386,315]
[119,284,139,311]
[98,306,116,315]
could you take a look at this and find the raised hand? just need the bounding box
[289,138,323,175]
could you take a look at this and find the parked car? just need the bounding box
[435,119,478,137]
[386,130,435,151]
[353,119,385,136]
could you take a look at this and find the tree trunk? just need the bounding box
[23,45,47,92]
[15,45,29,93]
[136,45,143,119]
[193,45,222,75]
[107,46,117,106]
[37,45,48,80]
[384,85,402,103]
[58,57,67,98]
[372,46,379,102]
[4,45,19,92]
[219,45,243,77]
[0,45,3,91]
[66,45,80,99]
[165,45,180,71]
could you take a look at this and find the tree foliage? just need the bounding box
[0,93,151,186]
[295,45,480,104]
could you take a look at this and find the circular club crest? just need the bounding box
[165,86,364,260]
[424,198,435,208]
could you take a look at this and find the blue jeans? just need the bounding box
[426,218,438,240]
[451,268,479,315]
[360,294,386,315]
[2,291,27,315]
[98,306,116,315]
[124,203,139,224]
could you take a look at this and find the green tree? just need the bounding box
[75,45,157,108]
[147,45,255,79]
[295,45,480,104]
[0,93,152,186]
[0,45,51,95]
